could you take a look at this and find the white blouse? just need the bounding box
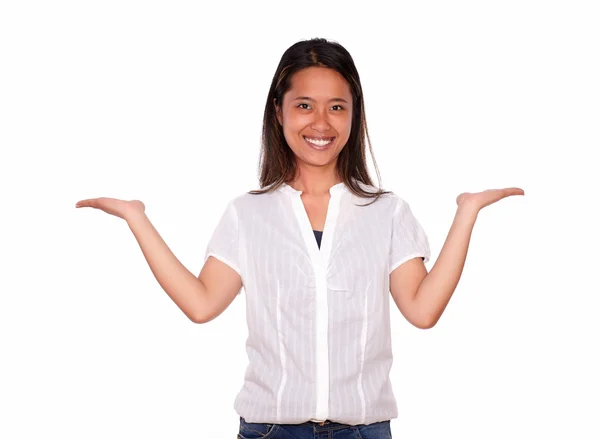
[204,179,430,426]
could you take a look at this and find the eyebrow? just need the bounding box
[292,96,349,104]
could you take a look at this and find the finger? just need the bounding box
[502,187,525,196]
[488,188,523,198]
[75,199,98,208]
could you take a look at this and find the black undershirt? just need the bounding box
[313,230,323,248]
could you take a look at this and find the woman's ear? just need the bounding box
[274,98,282,125]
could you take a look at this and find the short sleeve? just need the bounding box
[389,197,431,274]
[204,201,241,277]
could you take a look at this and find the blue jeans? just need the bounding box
[238,416,392,438]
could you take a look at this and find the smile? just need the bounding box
[303,136,335,150]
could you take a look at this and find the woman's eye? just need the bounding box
[296,103,344,111]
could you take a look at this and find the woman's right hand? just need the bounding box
[75,197,146,221]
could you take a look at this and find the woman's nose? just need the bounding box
[310,109,331,132]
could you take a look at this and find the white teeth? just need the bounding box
[305,137,332,147]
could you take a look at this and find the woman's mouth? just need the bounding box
[303,136,335,151]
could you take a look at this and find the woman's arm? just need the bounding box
[76,197,242,323]
[413,207,477,327]
[126,211,210,322]
[126,211,242,323]
[390,187,524,328]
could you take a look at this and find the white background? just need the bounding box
[1,0,598,438]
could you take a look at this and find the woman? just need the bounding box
[75,38,524,438]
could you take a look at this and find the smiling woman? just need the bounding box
[74,36,523,439]
[228,38,411,437]
[274,67,353,159]
[250,37,391,203]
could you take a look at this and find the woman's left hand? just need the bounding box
[456,187,525,213]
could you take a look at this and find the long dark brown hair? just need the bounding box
[248,37,391,206]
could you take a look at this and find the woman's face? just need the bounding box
[275,66,353,171]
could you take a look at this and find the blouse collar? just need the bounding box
[279,181,348,196]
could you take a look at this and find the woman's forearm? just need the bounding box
[125,211,207,323]
[415,207,478,327]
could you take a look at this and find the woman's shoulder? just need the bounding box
[224,186,281,211]
[350,180,403,207]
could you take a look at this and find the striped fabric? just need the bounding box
[204,179,430,426]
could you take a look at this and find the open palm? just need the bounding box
[75,197,145,221]
[456,187,525,211]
